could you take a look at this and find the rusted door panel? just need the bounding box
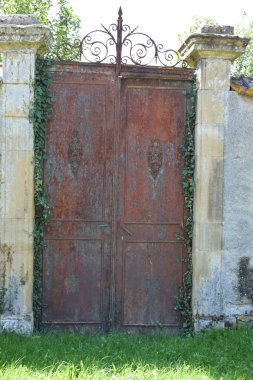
[116,80,186,329]
[42,65,115,331]
[123,243,183,325]
[42,63,191,332]
[44,83,111,221]
[43,239,104,323]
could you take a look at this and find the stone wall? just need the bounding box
[222,92,253,325]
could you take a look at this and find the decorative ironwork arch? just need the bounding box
[57,7,187,72]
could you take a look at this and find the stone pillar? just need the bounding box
[0,15,52,333]
[179,26,249,330]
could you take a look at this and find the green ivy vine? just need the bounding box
[176,80,196,332]
[30,55,54,330]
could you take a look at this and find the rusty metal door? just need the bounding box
[42,64,192,332]
[114,69,189,331]
[42,65,116,332]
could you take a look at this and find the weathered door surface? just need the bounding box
[115,74,186,330]
[42,63,193,332]
[42,65,116,331]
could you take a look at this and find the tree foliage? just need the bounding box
[0,0,81,59]
[51,0,81,60]
[0,0,52,24]
[233,22,253,77]
[177,16,217,46]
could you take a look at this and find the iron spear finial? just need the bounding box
[118,7,123,17]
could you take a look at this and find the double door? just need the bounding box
[42,63,191,332]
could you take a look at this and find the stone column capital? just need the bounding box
[0,15,53,53]
[178,25,250,68]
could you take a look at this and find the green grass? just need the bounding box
[0,328,253,379]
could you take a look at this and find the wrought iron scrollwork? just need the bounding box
[121,24,184,68]
[80,23,117,64]
[57,7,187,70]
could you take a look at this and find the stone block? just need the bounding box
[193,221,223,253]
[201,25,234,35]
[0,15,38,25]
[0,315,33,335]
[195,123,224,158]
[3,150,34,219]
[192,249,222,316]
[3,51,35,84]
[196,58,231,90]
[196,89,228,126]
[0,117,34,151]
[237,315,253,328]
[2,250,33,314]
[0,218,33,253]
[0,221,33,319]
[3,83,31,117]
[194,156,223,223]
